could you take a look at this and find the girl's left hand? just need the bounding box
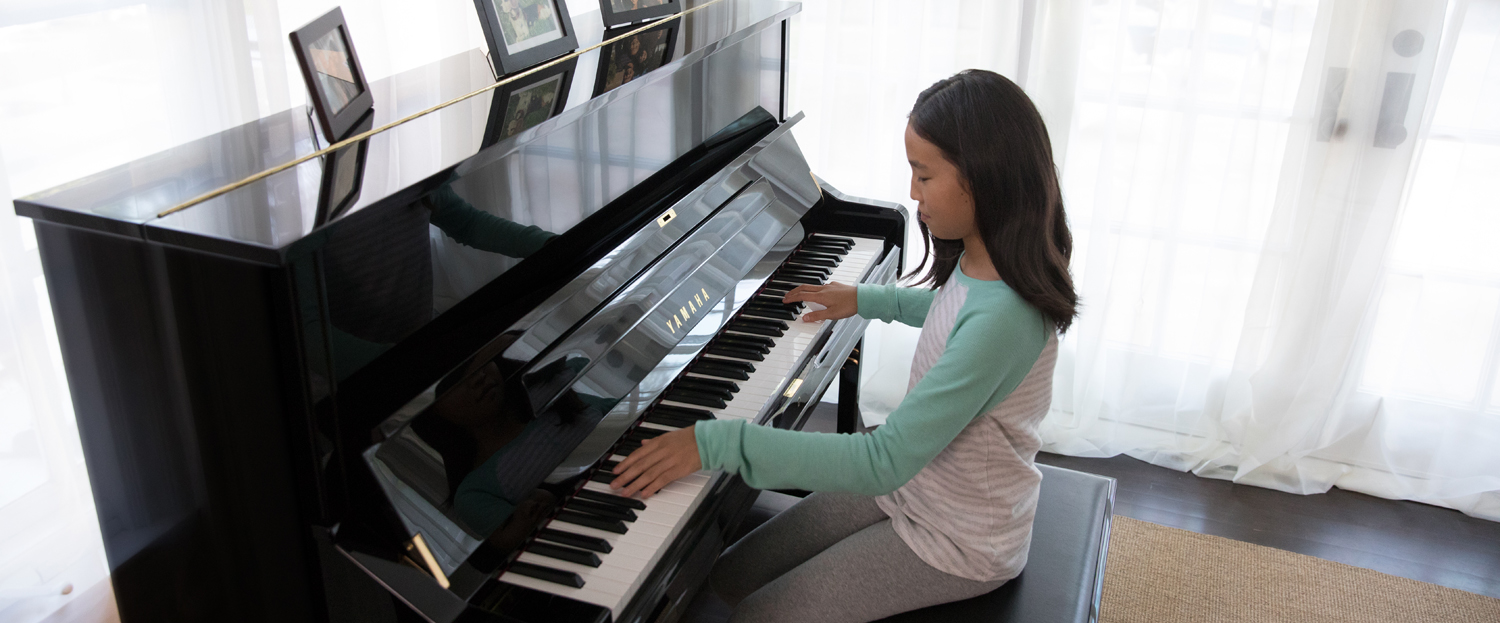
[610,426,702,498]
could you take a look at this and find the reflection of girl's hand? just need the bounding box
[782,282,857,322]
[610,426,701,498]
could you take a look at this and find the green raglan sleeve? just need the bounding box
[856,284,936,327]
[694,289,1047,496]
[427,184,556,258]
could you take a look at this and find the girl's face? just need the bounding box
[905,123,976,241]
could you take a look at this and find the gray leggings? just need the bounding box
[709,492,1007,622]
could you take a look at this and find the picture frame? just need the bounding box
[289,7,374,141]
[598,0,682,28]
[473,0,579,78]
[315,114,373,226]
[592,20,679,97]
[482,58,577,148]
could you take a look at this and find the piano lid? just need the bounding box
[12,0,802,265]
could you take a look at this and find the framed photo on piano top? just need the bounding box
[599,0,682,28]
[482,58,577,147]
[474,0,579,78]
[289,7,374,141]
[314,114,373,226]
[592,19,678,97]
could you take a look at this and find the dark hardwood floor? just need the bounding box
[678,403,1500,622]
[1036,452,1500,599]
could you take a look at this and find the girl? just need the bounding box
[610,69,1078,622]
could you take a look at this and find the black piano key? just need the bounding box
[769,277,822,288]
[706,345,766,361]
[574,488,648,510]
[509,561,585,588]
[556,510,628,534]
[566,498,637,522]
[810,234,856,247]
[688,363,754,381]
[528,542,602,567]
[751,295,804,306]
[718,333,775,348]
[677,377,739,393]
[773,267,825,278]
[665,386,730,403]
[630,427,668,439]
[663,390,727,409]
[687,363,750,378]
[744,304,796,318]
[685,366,749,381]
[793,250,843,262]
[740,308,796,321]
[801,244,848,256]
[714,336,772,353]
[600,458,619,471]
[788,257,838,268]
[538,528,613,553]
[644,411,698,428]
[752,295,799,307]
[653,404,717,420]
[732,317,786,330]
[804,237,851,248]
[616,440,642,454]
[590,471,617,484]
[573,489,645,510]
[724,322,782,338]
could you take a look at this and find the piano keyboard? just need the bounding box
[495,233,886,617]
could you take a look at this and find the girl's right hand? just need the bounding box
[782,282,857,322]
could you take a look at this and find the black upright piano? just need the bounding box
[13,1,907,621]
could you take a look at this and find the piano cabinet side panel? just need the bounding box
[33,222,324,623]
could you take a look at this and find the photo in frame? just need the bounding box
[599,0,681,28]
[482,58,577,147]
[474,0,579,77]
[289,7,373,141]
[592,20,678,97]
[315,115,373,226]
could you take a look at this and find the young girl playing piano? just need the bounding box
[610,69,1078,622]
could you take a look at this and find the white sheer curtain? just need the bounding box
[792,0,1500,521]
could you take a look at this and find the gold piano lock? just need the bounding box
[657,208,677,227]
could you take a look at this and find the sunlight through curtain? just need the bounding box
[790,0,1500,521]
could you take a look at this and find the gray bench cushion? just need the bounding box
[876,464,1116,623]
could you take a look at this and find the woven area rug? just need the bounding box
[1101,517,1500,623]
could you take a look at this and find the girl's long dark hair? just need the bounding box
[907,70,1079,333]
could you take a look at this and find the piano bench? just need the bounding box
[875,464,1116,623]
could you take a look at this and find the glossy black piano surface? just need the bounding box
[15,1,908,622]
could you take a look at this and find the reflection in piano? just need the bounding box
[14,2,908,622]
